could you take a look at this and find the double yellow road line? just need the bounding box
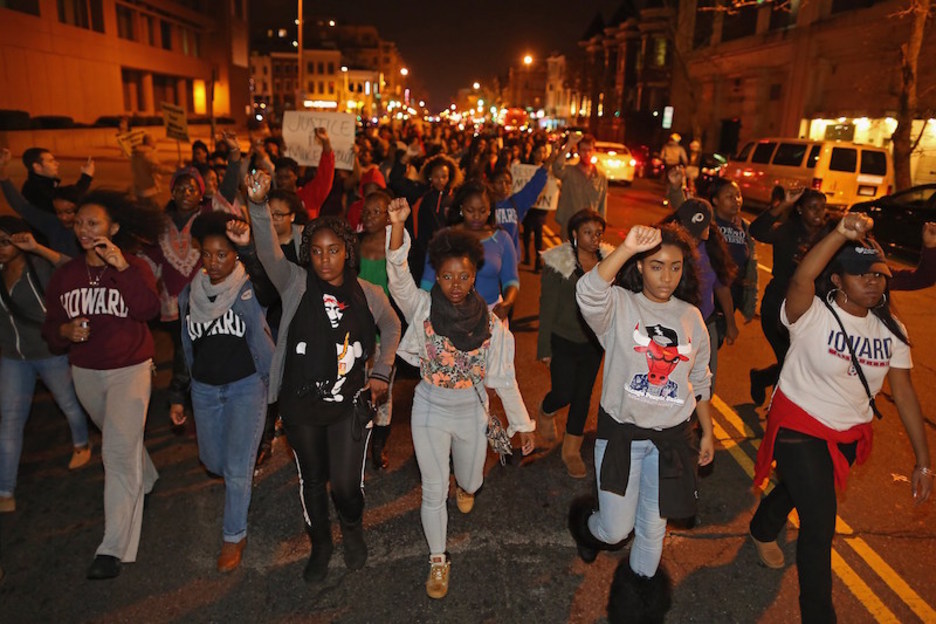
[710,396,935,623]
[539,221,934,619]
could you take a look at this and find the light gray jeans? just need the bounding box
[410,381,488,556]
[589,438,666,577]
[73,360,158,563]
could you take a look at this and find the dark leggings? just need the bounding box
[522,208,548,262]
[283,414,370,537]
[756,281,791,385]
[542,335,603,436]
[750,429,857,624]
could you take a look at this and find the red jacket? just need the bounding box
[754,388,873,492]
[298,150,336,220]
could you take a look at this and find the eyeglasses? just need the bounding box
[270,212,292,220]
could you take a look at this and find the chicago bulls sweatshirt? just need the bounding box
[575,269,712,429]
[42,254,161,370]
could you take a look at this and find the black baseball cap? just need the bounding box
[833,242,892,277]
[675,199,713,239]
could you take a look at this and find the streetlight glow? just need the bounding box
[523,54,533,66]
[400,67,409,76]
[472,81,480,90]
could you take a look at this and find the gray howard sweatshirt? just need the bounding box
[575,269,712,429]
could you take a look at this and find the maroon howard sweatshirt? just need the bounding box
[42,254,161,370]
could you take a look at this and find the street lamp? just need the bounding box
[472,81,480,90]
[400,67,409,77]
[523,54,533,66]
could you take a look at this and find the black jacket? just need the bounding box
[597,408,700,519]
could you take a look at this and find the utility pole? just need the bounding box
[297,0,303,109]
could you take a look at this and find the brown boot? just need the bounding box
[537,402,559,444]
[217,537,246,572]
[562,434,587,479]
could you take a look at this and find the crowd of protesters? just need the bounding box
[0,117,933,623]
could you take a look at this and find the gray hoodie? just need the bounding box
[0,257,59,360]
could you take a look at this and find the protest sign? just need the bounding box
[282,111,356,171]
[115,129,147,158]
[160,102,189,142]
[510,163,559,211]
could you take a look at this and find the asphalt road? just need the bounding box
[0,166,934,623]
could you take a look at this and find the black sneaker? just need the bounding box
[86,555,121,580]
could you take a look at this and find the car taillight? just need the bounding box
[811,178,823,190]
[629,159,636,167]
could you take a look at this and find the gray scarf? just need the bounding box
[188,262,248,324]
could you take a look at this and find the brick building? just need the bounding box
[672,0,936,183]
[1,0,250,123]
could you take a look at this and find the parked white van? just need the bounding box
[724,139,894,211]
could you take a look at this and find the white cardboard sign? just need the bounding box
[282,111,356,171]
[510,163,559,211]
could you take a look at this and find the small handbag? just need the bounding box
[351,387,378,441]
[473,386,513,465]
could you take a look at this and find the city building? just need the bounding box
[571,2,677,145]
[0,0,250,123]
[249,17,412,119]
[672,0,936,184]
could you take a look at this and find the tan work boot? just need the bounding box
[537,402,559,443]
[426,554,451,599]
[749,531,784,569]
[455,485,475,514]
[217,537,247,572]
[69,444,92,470]
[561,434,587,479]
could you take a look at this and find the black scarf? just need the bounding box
[281,268,376,425]
[429,283,491,352]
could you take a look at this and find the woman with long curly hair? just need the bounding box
[568,223,713,622]
[41,190,164,580]
[241,171,400,584]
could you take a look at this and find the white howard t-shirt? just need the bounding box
[778,296,912,431]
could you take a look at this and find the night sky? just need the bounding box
[253,0,622,110]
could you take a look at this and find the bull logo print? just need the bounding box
[627,322,691,400]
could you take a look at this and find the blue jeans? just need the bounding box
[0,355,89,496]
[191,374,266,543]
[589,439,666,577]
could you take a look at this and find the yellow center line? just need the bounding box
[711,396,932,621]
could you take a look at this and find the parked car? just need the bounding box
[592,141,636,185]
[724,138,894,212]
[694,152,728,198]
[848,184,936,262]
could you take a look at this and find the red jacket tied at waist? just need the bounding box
[753,388,873,492]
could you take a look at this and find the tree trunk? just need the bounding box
[892,0,930,191]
